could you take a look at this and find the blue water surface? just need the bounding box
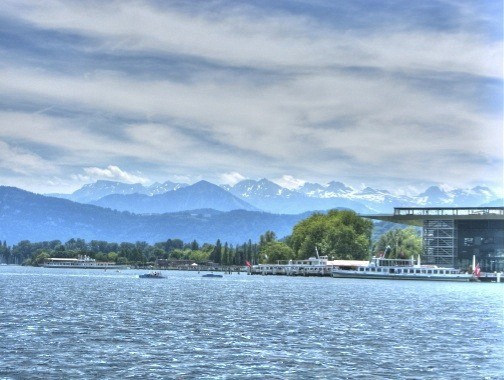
[1,266,503,379]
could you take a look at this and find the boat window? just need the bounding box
[359,268,364,272]
[371,268,375,272]
[427,270,432,274]
[397,269,401,274]
[377,268,381,272]
[433,270,438,274]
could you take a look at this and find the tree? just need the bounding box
[289,210,372,260]
[189,249,210,263]
[210,239,222,264]
[107,252,118,262]
[260,231,277,248]
[373,228,422,259]
[32,251,50,266]
[190,240,199,251]
[259,241,294,263]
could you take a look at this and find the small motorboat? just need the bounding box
[139,271,165,279]
[202,273,223,278]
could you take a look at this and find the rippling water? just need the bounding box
[1,266,503,379]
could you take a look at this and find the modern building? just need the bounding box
[363,207,504,272]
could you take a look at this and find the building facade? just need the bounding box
[364,207,504,272]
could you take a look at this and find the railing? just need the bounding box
[394,207,504,216]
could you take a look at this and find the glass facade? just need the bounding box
[366,207,504,272]
[456,220,504,272]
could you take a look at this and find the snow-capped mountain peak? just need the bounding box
[48,178,502,215]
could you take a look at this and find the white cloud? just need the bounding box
[6,1,501,78]
[82,165,149,184]
[0,140,58,175]
[0,1,501,195]
[274,175,306,190]
[219,172,246,186]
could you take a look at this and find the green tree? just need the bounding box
[32,251,50,266]
[289,210,372,260]
[210,239,222,264]
[259,241,295,263]
[189,249,210,263]
[107,252,119,262]
[373,228,422,259]
[260,231,277,248]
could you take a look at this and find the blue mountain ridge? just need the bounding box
[51,178,500,215]
[0,186,310,245]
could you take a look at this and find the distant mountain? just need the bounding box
[299,181,353,198]
[416,186,453,205]
[146,181,188,195]
[225,178,371,214]
[50,180,146,203]
[416,185,498,207]
[92,180,258,213]
[48,179,502,215]
[50,180,188,203]
[481,198,504,207]
[0,186,308,245]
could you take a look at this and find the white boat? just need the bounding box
[250,255,335,276]
[43,255,126,269]
[332,256,473,282]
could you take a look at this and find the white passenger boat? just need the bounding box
[332,256,473,282]
[43,255,125,269]
[250,255,335,276]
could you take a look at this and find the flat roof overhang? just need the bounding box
[360,207,504,227]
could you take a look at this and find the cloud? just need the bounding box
[0,140,58,175]
[6,1,501,78]
[0,0,501,194]
[80,165,149,184]
[219,172,246,186]
[273,175,306,190]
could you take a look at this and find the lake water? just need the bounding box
[1,266,503,379]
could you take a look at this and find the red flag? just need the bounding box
[245,260,252,267]
[474,263,481,277]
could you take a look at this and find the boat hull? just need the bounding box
[332,271,472,282]
[139,274,165,278]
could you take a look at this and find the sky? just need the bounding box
[0,0,502,195]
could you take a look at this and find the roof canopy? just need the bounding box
[361,207,504,226]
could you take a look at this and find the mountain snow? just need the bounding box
[48,179,501,214]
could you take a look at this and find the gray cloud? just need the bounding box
[0,0,501,194]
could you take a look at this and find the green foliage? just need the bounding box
[289,210,373,260]
[2,210,376,267]
[188,249,210,262]
[259,231,277,247]
[373,227,422,259]
[32,251,50,266]
[259,241,295,263]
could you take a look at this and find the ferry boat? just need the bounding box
[43,255,126,269]
[250,255,336,276]
[332,256,473,282]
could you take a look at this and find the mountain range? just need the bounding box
[0,186,308,245]
[51,179,502,214]
[1,179,501,246]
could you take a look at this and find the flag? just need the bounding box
[473,263,481,277]
[245,260,252,267]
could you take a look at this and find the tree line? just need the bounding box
[0,210,422,266]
